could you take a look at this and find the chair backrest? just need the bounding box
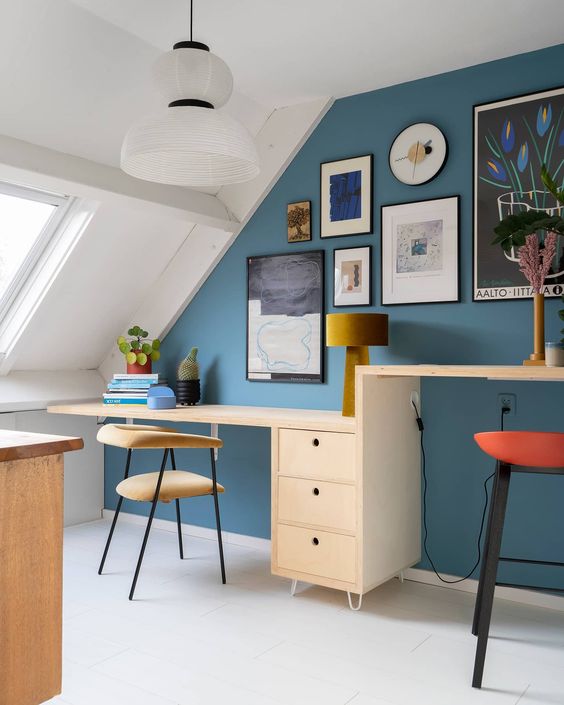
[97,424,222,450]
[475,431,564,469]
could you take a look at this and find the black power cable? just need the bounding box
[412,400,509,584]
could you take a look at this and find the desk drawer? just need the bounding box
[277,476,356,532]
[278,429,355,482]
[276,524,356,583]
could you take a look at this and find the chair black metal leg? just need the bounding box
[170,449,184,559]
[472,465,500,635]
[129,449,169,600]
[472,462,511,689]
[210,449,226,584]
[98,449,132,575]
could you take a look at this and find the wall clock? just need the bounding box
[389,123,448,185]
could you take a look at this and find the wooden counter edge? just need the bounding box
[0,430,84,463]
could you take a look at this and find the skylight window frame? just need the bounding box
[0,180,71,327]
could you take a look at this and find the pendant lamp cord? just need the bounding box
[190,0,193,41]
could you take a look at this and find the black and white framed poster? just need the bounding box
[247,251,324,383]
[474,86,564,301]
[320,154,373,237]
[381,196,459,305]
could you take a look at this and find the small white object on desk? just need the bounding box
[545,342,564,367]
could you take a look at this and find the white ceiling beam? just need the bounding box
[0,134,237,232]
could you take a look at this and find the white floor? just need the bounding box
[47,519,564,705]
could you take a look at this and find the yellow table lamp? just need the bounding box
[326,313,389,417]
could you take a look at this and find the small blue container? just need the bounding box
[147,386,177,410]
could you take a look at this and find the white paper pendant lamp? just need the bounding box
[121,15,259,188]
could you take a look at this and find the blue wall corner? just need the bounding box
[105,44,564,584]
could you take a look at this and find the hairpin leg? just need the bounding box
[347,592,363,611]
[398,571,405,583]
[211,423,219,460]
[290,579,298,596]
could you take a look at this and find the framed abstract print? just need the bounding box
[333,246,372,307]
[381,196,460,305]
[247,250,324,383]
[287,200,312,243]
[320,154,373,237]
[474,86,564,301]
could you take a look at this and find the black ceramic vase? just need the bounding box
[176,379,201,405]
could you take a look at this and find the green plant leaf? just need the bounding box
[559,310,564,321]
[127,328,134,336]
[152,339,160,350]
[492,210,564,251]
[541,164,564,205]
[119,342,130,354]
[136,352,147,366]
[131,325,141,336]
[141,343,152,355]
[150,350,160,362]
[117,335,126,345]
[126,351,137,365]
[130,340,140,350]
[141,330,148,338]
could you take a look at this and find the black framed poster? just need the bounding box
[474,86,564,301]
[247,251,324,383]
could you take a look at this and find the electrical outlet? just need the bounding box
[498,393,516,416]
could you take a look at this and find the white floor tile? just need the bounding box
[55,519,564,705]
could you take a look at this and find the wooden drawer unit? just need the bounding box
[277,476,355,532]
[278,428,355,482]
[276,524,356,584]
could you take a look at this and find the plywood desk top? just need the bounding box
[0,429,83,463]
[47,402,355,433]
[358,365,564,381]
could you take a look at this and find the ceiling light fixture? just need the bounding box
[121,0,259,189]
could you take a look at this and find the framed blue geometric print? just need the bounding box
[321,154,373,237]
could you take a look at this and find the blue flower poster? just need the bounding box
[474,86,564,300]
[321,155,373,237]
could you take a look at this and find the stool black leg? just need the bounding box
[99,449,132,575]
[129,449,169,600]
[472,465,500,635]
[210,448,226,584]
[170,449,184,559]
[472,462,511,688]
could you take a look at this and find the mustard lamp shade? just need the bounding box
[326,313,388,417]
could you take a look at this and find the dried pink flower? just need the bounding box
[519,231,557,293]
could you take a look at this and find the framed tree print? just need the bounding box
[474,86,564,301]
[320,154,373,237]
[333,246,372,307]
[381,196,459,305]
[247,251,324,383]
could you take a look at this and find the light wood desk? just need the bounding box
[0,430,83,705]
[48,365,563,609]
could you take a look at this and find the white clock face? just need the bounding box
[389,123,447,185]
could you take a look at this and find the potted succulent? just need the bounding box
[117,325,161,374]
[493,165,564,365]
[176,347,200,405]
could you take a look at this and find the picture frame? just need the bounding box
[473,86,564,301]
[333,246,372,307]
[247,250,324,383]
[287,200,311,243]
[381,196,460,306]
[320,154,373,238]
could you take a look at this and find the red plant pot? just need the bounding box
[126,356,153,375]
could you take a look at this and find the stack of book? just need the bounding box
[103,374,167,405]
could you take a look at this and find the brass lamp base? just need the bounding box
[342,345,370,417]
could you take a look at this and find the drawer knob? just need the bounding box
[312,487,320,496]
[312,438,320,447]
[312,537,319,546]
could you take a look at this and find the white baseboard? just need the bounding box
[404,567,564,613]
[102,509,271,552]
[100,511,564,613]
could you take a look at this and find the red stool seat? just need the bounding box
[475,431,564,468]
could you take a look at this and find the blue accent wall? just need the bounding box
[105,45,564,585]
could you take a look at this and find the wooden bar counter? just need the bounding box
[0,430,83,705]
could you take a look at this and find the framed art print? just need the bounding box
[381,196,459,305]
[247,251,324,383]
[474,86,564,301]
[333,246,372,307]
[287,200,311,243]
[320,154,373,237]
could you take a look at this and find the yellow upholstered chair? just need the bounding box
[96,423,225,600]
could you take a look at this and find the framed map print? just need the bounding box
[474,86,564,301]
[381,196,460,305]
[247,251,324,383]
[320,154,373,237]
